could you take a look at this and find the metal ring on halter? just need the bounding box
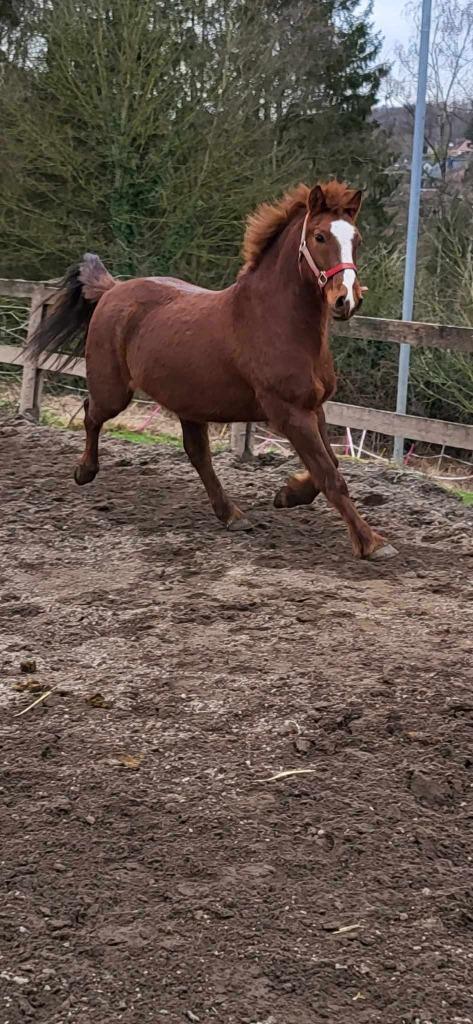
[318,271,327,288]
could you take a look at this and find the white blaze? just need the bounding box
[330,220,356,312]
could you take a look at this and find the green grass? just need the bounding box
[39,411,183,448]
[0,396,16,410]
[41,409,66,429]
[456,489,473,506]
[106,426,226,452]
[106,427,182,448]
[38,414,227,452]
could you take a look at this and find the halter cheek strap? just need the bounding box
[298,212,357,289]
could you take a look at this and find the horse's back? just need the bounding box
[144,275,217,296]
[94,275,222,320]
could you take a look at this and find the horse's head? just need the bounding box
[299,182,365,321]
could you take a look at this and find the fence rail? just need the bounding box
[1,278,473,452]
[331,315,473,355]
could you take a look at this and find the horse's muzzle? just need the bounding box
[333,294,362,320]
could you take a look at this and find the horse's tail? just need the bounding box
[27,254,116,367]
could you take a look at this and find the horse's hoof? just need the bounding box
[274,484,317,509]
[74,465,97,486]
[274,487,289,509]
[274,487,302,509]
[226,513,254,532]
[367,543,398,561]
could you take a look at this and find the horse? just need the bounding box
[29,180,396,561]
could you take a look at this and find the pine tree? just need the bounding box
[0,0,394,282]
[256,0,393,228]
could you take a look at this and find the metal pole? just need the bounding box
[393,0,432,464]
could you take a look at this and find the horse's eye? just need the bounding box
[315,233,325,244]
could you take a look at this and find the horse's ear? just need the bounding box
[308,185,328,216]
[345,189,363,221]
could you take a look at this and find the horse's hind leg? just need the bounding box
[75,388,132,485]
[181,420,249,530]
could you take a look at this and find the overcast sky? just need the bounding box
[372,0,415,61]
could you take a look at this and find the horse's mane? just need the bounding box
[241,180,353,273]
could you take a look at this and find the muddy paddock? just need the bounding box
[1,419,472,1024]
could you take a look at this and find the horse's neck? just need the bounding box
[248,218,330,353]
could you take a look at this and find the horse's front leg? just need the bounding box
[262,397,396,560]
[274,408,337,508]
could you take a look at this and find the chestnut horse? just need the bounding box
[29,180,396,560]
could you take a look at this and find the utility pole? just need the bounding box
[393,0,432,464]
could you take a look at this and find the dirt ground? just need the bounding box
[1,418,473,1024]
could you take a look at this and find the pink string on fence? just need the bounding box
[139,404,161,433]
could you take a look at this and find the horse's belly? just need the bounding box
[127,330,260,423]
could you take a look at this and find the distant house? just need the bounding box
[423,139,473,184]
[449,139,473,158]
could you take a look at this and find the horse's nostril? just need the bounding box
[335,296,345,309]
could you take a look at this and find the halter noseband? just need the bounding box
[298,211,357,289]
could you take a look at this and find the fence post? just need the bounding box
[19,285,46,421]
[231,422,254,458]
[393,0,432,463]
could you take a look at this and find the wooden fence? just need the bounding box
[1,277,473,453]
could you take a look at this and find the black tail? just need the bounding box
[27,254,115,369]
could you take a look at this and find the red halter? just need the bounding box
[298,212,357,289]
